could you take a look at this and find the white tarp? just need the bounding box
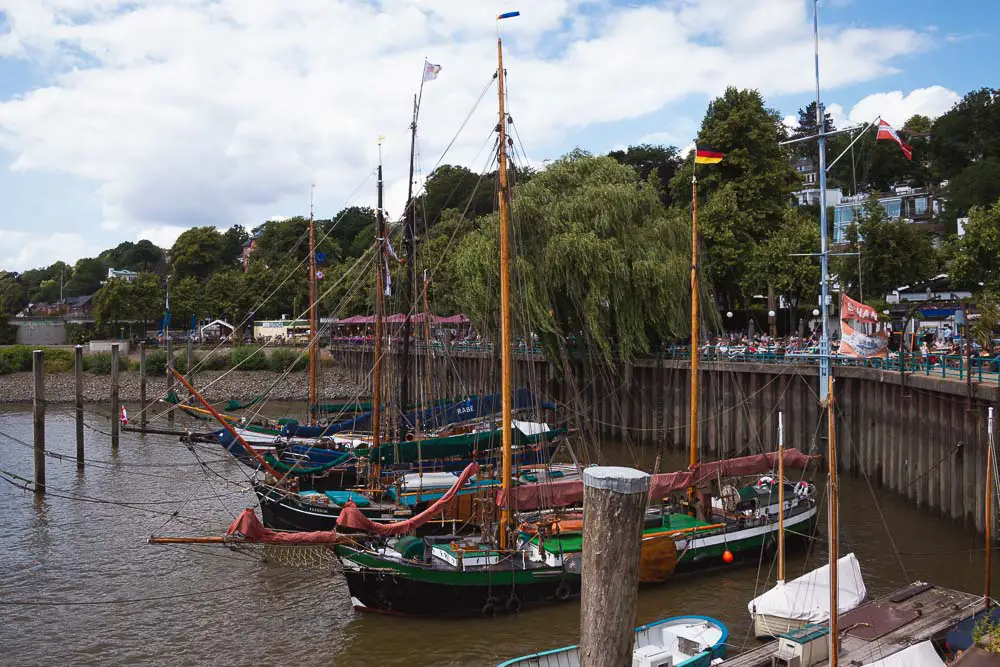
[748,553,867,622]
[858,640,945,667]
[513,420,550,436]
[399,471,474,491]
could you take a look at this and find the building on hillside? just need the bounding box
[790,156,843,207]
[106,267,139,282]
[252,318,310,342]
[833,186,944,245]
[241,232,261,271]
[884,274,973,345]
[29,294,95,317]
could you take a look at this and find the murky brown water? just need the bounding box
[0,402,991,666]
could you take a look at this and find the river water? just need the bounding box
[0,403,990,666]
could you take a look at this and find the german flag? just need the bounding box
[694,148,724,164]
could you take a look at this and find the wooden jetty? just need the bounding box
[721,582,982,667]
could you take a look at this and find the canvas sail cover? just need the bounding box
[498,449,817,511]
[858,640,945,667]
[748,553,866,623]
[840,293,889,358]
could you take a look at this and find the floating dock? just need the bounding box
[721,582,982,666]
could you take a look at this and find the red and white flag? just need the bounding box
[876,119,913,160]
[120,405,128,426]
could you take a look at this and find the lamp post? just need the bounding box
[768,309,777,339]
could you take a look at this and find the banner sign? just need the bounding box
[839,293,888,358]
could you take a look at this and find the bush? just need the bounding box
[145,349,168,376]
[230,346,268,371]
[268,347,308,372]
[83,352,113,374]
[43,348,73,373]
[0,345,33,373]
[196,352,230,371]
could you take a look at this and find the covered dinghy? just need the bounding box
[748,552,867,639]
[858,640,945,667]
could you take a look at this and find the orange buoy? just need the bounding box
[722,550,734,564]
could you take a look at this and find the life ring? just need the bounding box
[555,580,572,601]
[756,476,775,488]
[506,594,522,614]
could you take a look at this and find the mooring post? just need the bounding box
[75,345,84,469]
[186,337,194,384]
[111,342,120,450]
[580,466,650,667]
[33,350,46,496]
[166,338,174,424]
[139,342,147,429]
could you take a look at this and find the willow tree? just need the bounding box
[450,151,690,365]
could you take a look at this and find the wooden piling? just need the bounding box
[33,350,45,496]
[111,342,120,450]
[580,466,650,667]
[186,338,194,383]
[75,345,84,469]
[166,338,174,424]
[139,342,147,429]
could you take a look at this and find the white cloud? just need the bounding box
[0,230,100,270]
[828,86,960,129]
[0,0,932,264]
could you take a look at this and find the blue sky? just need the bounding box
[0,0,996,271]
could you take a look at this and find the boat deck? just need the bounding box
[721,582,983,667]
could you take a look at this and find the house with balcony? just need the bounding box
[106,267,139,282]
[791,156,843,207]
[833,186,944,245]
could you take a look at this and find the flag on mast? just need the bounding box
[876,119,913,160]
[422,61,442,81]
[694,148,724,164]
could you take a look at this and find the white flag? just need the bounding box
[423,61,442,81]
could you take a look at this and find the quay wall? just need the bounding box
[335,346,999,534]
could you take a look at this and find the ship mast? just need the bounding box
[400,74,426,432]
[308,184,318,425]
[372,144,386,482]
[688,164,701,502]
[497,20,514,550]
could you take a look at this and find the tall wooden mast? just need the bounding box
[496,26,514,550]
[400,81,424,431]
[372,145,386,482]
[308,184,318,425]
[688,169,700,501]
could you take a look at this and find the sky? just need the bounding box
[0,0,996,272]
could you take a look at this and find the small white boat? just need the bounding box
[748,552,867,639]
[497,615,728,667]
[858,640,945,667]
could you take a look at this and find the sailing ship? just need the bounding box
[333,14,819,617]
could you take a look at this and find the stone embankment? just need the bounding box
[0,368,363,404]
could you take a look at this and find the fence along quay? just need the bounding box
[334,344,1000,534]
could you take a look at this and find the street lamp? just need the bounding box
[768,310,777,339]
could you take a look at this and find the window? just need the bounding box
[805,173,817,184]
[880,199,901,219]
[914,197,928,215]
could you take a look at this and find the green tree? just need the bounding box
[205,270,249,329]
[131,273,165,335]
[946,158,1000,218]
[836,195,938,300]
[790,101,835,161]
[669,87,799,307]
[168,276,207,332]
[327,207,377,257]
[100,240,165,273]
[930,88,1000,180]
[607,144,682,206]
[252,217,340,268]
[742,206,821,331]
[170,226,224,280]
[65,257,106,296]
[950,199,1000,290]
[220,225,250,267]
[418,165,495,228]
[0,271,28,315]
[92,278,136,336]
[451,151,690,363]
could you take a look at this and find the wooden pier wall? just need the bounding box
[334,347,999,533]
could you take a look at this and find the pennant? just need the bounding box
[497,11,520,19]
[694,148,724,164]
[422,61,442,82]
[120,405,128,426]
[876,120,913,160]
[383,257,392,296]
[384,236,402,264]
[315,251,327,265]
